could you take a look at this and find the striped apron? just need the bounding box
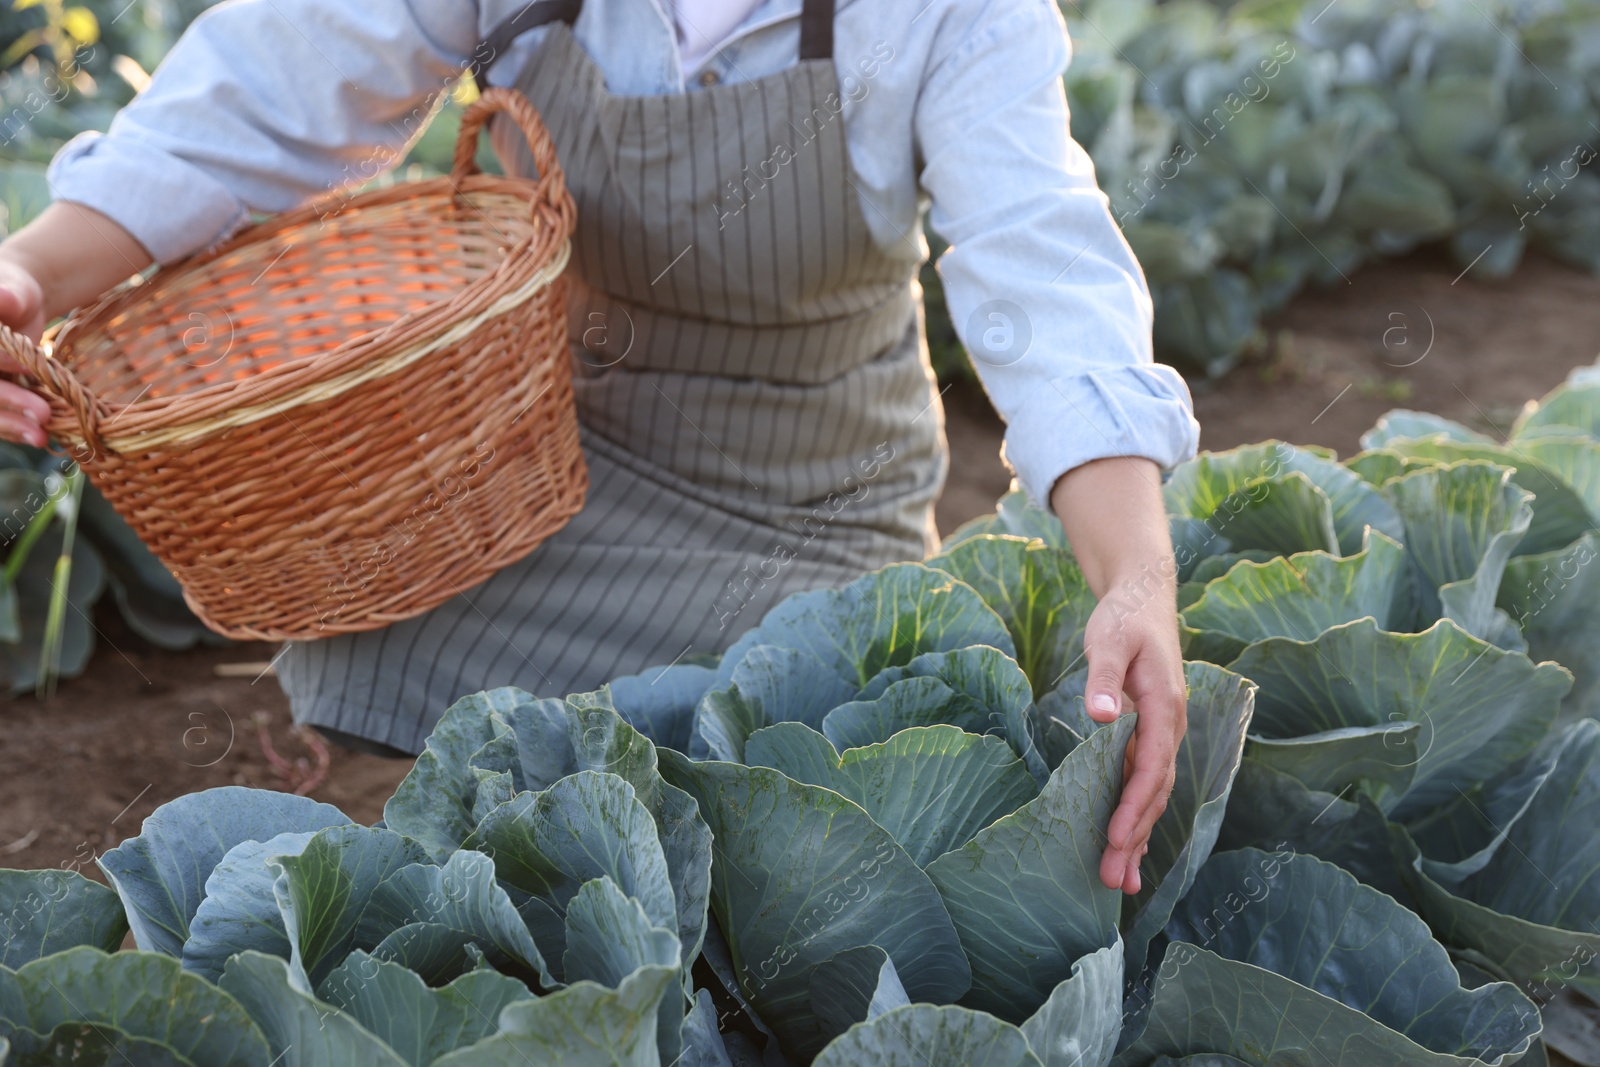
[276,0,947,755]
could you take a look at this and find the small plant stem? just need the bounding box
[3,480,62,586]
[36,464,84,697]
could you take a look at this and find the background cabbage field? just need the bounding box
[10,367,1600,1062]
[1056,0,1600,376]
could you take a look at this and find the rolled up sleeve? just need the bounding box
[45,0,483,264]
[48,131,250,266]
[914,0,1199,507]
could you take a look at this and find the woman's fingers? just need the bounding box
[0,265,53,446]
[1084,608,1134,890]
[1049,456,1188,896]
[0,405,47,448]
[1086,609,1153,892]
[1085,595,1188,895]
[1109,752,1176,856]
[0,379,50,426]
[1122,843,1149,894]
[1109,652,1185,856]
[1099,831,1130,892]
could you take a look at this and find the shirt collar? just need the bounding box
[658,0,863,80]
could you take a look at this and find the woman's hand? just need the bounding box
[1051,456,1187,896]
[0,200,154,448]
[0,257,52,447]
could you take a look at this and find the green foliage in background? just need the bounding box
[0,0,479,238]
[0,444,222,695]
[935,0,1600,378]
[0,0,223,230]
[1056,0,1600,376]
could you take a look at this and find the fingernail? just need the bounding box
[1091,693,1118,715]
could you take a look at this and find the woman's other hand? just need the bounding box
[0,200,155,448]
[1051,456,1188,896]
[0,257,52,447]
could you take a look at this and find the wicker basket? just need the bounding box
[0,88,585,641]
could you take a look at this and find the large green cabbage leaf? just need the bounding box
[1115,850,1541,1067]
[357,848,552,987]
[1364,435,1596,555]
[0,870,127,968]
[810,941,1124,1067]
[813,1004,1046,1067]
[1228,618,1569,817]
[320,951,535,1064]
[270,825,431,990]
[217,951,412,1067]
[846,646,1046,781]
[1404,720,1600,1000]
[1513,378,1600,441]
[461,772,675,983]
[1164,442,1404,560]
[181,830,317,981]
[745,723,1038,867]
[1179,530,1411,663]
[385,688,659,858]
[96,788,350,957]
[1380,461,1533,643]
[431,964,680,1066]
[659,750,972,1060]
[710,561,1016,691]
[924,715,1134,1020]
[384,689,712,972]
[925,535,1096,696]
[0,947,272,1066]
[694,644,858,762]
[1499,530,1600,722]
[1117,663,1255,979]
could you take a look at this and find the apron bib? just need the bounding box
[277,0,947,754]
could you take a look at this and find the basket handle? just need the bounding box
[0,321,107,454]
[450,87,569,215]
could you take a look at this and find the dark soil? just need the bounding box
[0,606,410,877]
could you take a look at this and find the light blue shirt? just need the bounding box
[45,0,1200,506]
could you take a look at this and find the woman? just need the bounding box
[0,0,1198,893]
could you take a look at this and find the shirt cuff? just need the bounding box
[1000,362,1201,508]
[47,130,252,265]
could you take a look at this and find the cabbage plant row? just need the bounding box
[12,372,1600,1062]
[1060,0,1600,375]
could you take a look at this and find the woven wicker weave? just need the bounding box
[0,88,585,641]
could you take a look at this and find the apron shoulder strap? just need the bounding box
[472,0,583,80]
[799,0,836,60]
[473,0,839,80]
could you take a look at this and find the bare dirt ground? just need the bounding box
[4,244,1599,914]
